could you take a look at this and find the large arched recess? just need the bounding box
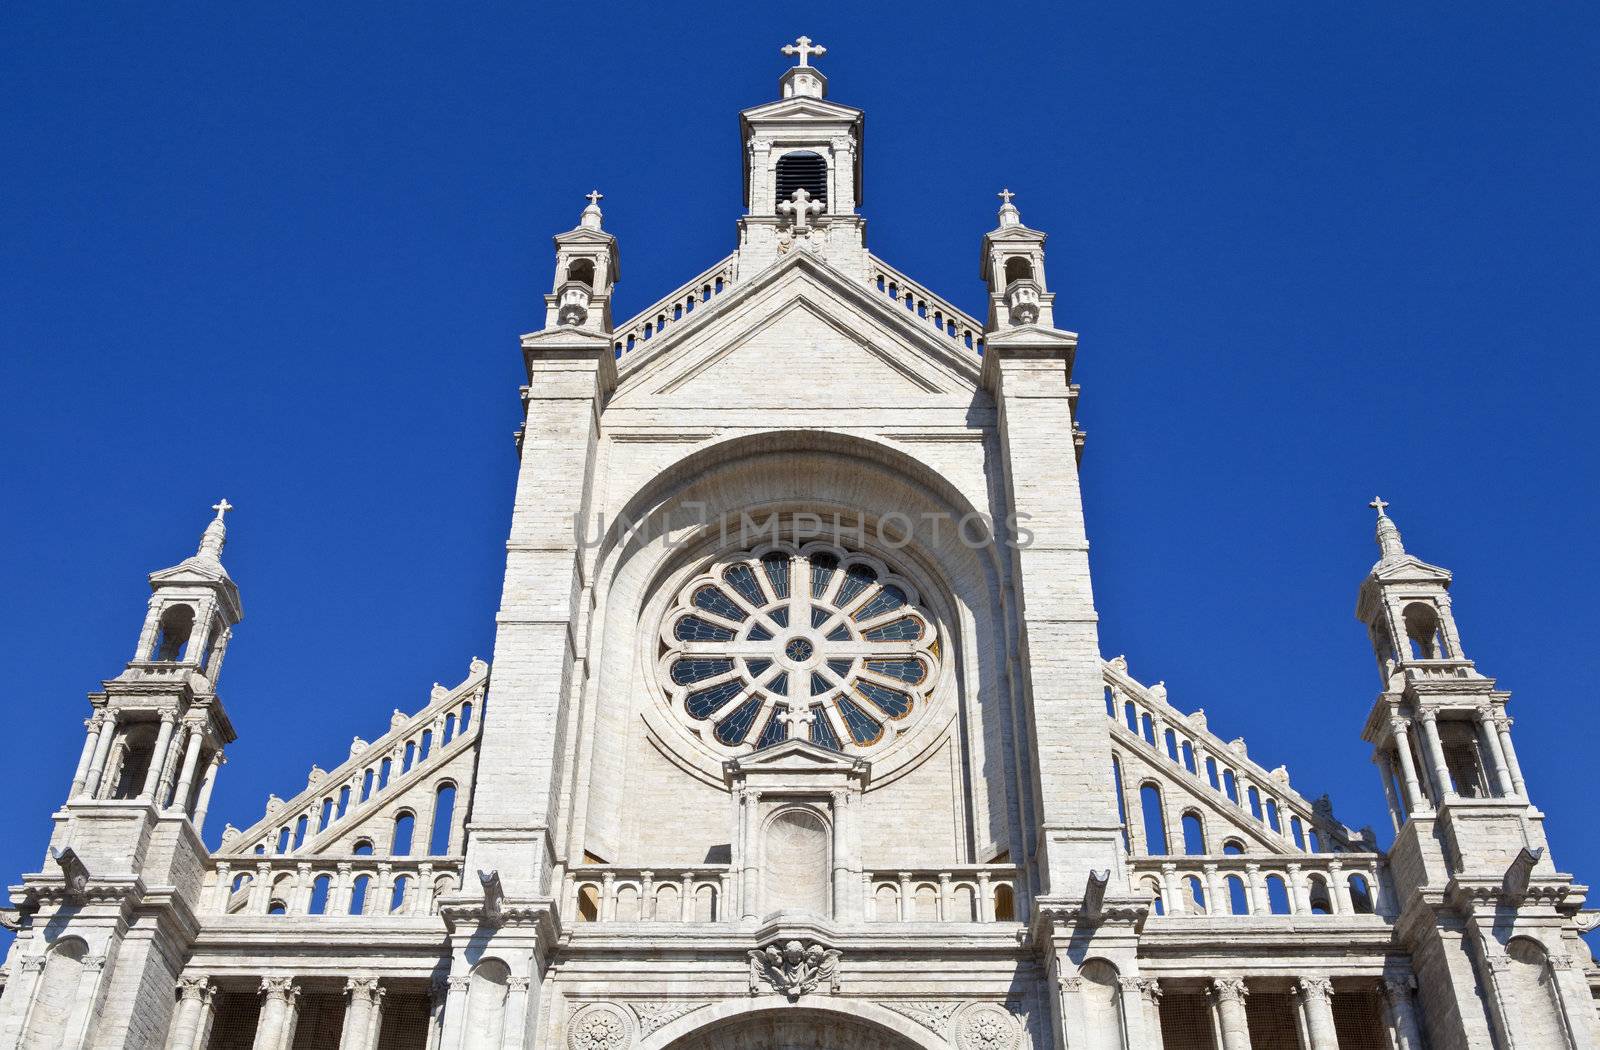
[640,996,943,1050]
[561,429,1034,872]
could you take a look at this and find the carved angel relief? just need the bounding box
[747,939,842,1000]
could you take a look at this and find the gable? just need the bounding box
[610,254,982,411]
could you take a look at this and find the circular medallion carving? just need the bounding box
[657,542,941,756]
[568,1003,635,1050]
[956,1003,1019,1050]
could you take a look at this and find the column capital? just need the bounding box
[1296,976,1335,1002]
[1210,977,1248,1003]
[507,976,533,992]
[1417,709,1439,725]
[345,976,383,1001]
[1387,717,1409,735]
[176,976,216,1003]
[1381,975,1416,1001]
[260,976,299,1002]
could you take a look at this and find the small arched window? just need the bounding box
[566,259,596,288]
[275,827,292,854]
[1402,602,1445,660]
[1348,873,1374,914]
[992,883,1015,922]
[309,874,332,915]
[1308,875,1333,915]
[430,782,457,856]
[392,812,415,856]
[391,874,411,914]
[774,151,828,212]
[577,883,600,922]
[403,741,416,773]
[1225,875,1249,916]
[1003,257,1034,285]
[1140,784,1168,856]
[1181,812,1206,855]
[1222,839,1245,856]
[443,713,458,744]
[1185,875,1207,914]
[1223,770,1239,803]
[1266,875,1292,915]
[292,815,309,850]
[152,605,195,661]
[267,899,287,916]
[349,874,371,916]
[353,839,374,856]
[459,703,473,734]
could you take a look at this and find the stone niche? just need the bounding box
[724,740,869,923]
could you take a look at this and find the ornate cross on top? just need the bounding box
[778,187,825,234]
[778,706,815,735]
[998,188,1015,206]
[1369,496,1390,518]
[212,498,234,521]
[781,36,826,67]
[585,189,603,208]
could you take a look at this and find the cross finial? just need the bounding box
[212,498,234,521]
[781,36,826,67]
[998,188,1015,206]
[1369,496,1389,519]
[777,187,826,235]
[585,189,603,208]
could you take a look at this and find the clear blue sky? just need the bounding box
[4,3,1597,951]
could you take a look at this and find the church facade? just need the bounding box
[1,39,1596,1050]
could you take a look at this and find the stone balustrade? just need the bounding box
[612,255,738,355]
[220,661,486,859]
[565,865,734,923]
[1128,853,1391,920]
[206,857,463,918]
[868,256,986,353]
[1105,659,1362,855]
[862,865,1019,923]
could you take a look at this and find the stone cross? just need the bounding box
[1369,496,1389,518]
[781,36,826,67]
[998,188,1015,206]
[779,707,815,735]
[778,188,825,235]
[586,190,603,208]
[212,498,233,520]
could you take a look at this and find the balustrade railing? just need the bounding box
[1128,853,1390,920]
[207,857,463,919]
[867,256,986,354]
[862,865,1018,923]
[565,865,733,923]
[612,255,739,357]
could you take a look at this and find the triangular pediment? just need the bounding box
[611,253,983,409]
[740,96,861,125]
[724,738,870,781]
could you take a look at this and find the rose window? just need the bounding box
[658,546,940,753]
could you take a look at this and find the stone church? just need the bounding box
[2,38,1596,1050]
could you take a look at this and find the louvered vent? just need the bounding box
[774,151,828,213]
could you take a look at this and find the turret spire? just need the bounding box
[197,498,232,562]
[997,188,1022,228]
[1369,496,1405,561]
[580,189,604,231]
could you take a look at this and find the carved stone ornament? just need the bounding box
[955,1003,1020,1050]
[633,1001,711,1038]
[747,939,842,1000]
[568,1003,635,1050]
[883,1000,962,1036]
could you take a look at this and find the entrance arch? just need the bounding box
[640,997,944,1050]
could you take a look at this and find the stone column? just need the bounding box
[340,977,382,1050]
[81,709,119,798]
[1203,864,1222,916]
[1209,979,1252,1050]
[170,725,206,813]
[1119,976,1165,1049]
[437,975,470,1050]
[194,751,225,833]
[1295,978,1339,1050]
[1495,716,1527,796]
[134,602,161,661]
[1388,721,1429,813]
[252,978,299,1050]
[425,978,449,1050]
[830,789,850,921]
[170,977,217,1050]
[1476,712,1514,797]
[1244,864,1264,916]
[68,715,106,798]
[1544,951,1600,1050]
[1376,753,1404,831]
[365,985,387,1050]
[678,872,694,923]
[1286,864,1309,915]
[501,976,531,1050]
[1050,954,1089,1050]
[1160,862,1184,915]
[976,869,993,923]
[1328,861,1352,914]
[1417,712,1455,799]
[738,790,759,920]
[1380,978,1425,1050]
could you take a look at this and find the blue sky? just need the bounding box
[3,2,1597,950]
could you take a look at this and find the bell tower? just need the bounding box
[735,36,867,276]
[981,189,1057,330]
[0,503,241,1050]
[1356,499,1595,1049]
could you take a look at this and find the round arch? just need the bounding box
[638,996,944,1050]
